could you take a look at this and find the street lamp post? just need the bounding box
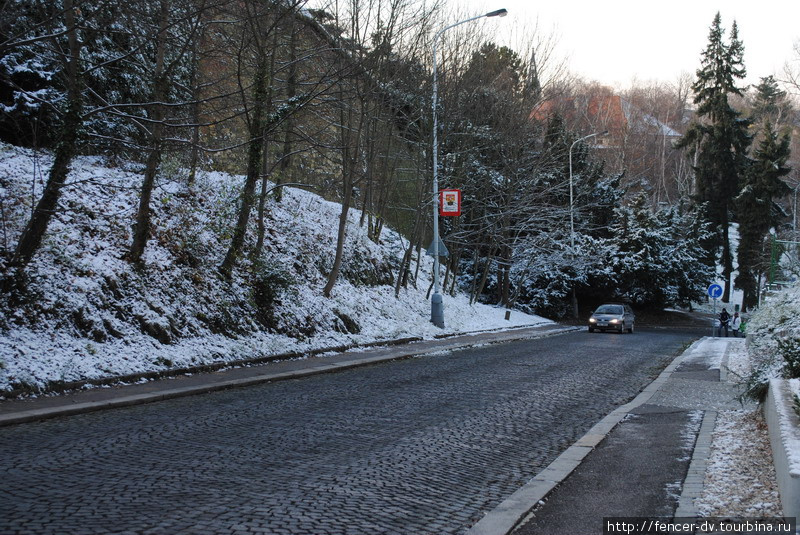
[793,179,799,261]
[793,180,799,236]
[430,8,507,328]
[568,131,606,319]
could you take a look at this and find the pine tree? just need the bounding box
[675,13,751,303]
[735,121,791,311]
[751,75,789,125]
[610,194,714,308]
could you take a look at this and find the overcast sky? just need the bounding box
[458,0,800,88]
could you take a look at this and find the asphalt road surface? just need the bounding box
[0,326,705,535]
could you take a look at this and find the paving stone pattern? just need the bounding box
[0,329,699,535]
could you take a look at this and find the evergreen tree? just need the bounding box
[735,121,791,311]
[0,0,65,147]
[675,12,752,303]
[611,194,714,308]
[0,0,153,152]
[750,75,789,125]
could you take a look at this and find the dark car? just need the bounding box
[588,303,635,333]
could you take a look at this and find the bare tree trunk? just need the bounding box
[468,248,480,303]
[395,210,422,296]
[445,247,461,296]
[128,0,170,263]
[722,214,733,303]
[448,254,460,296]
[323,172,353,297]
[395,240,413,296]
[186,8,207,186]
[322,28,367,297]
[500,246,511,307]
[253,153,273,260]
[11,0,82,270]
[274,15,297,203]
[471,244,496,305]
[413,240,422,288]
[253,32,279,261]
[219,54,270,279]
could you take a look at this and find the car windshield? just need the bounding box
[595,305,623,315]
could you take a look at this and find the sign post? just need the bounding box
[708,283,723,334]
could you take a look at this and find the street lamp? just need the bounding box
[430,8,508,328]
[568,130,607,319]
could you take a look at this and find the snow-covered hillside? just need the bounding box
[0,144,550,396]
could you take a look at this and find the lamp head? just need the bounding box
[485,8,508,17]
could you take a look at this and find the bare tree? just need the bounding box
[783,39,800,97]
[127,0,209,262]
[218,0,334,278]
[8,0,84,271]
[319,0,436,297]
[218,0,295,279]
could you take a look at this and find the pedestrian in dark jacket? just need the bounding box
[718,308,730,337]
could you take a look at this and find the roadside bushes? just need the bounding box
[250,261,295,329]
[741,284,800,401]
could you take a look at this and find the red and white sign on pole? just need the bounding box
[439,189,462,216]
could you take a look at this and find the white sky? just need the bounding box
[457,0,800,88]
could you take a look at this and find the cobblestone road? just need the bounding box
[0,328,701,535]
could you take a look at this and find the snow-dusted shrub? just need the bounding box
[610,195,714,309]
[742,284,800,401]
[250,261,296,328]
[488,233,618,319]
[780,338,800,379]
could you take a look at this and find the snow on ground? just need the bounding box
[696,341,782,517]
[0,143,551,396]
[699,409,782,516]
[1,291,550,396]
[680,337,729,370]
[790,379,800,476]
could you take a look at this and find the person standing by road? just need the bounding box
[730,312,742,337]
[718,308,731,337]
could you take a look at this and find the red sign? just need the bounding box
[439,189,462,216]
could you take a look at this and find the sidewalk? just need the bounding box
[0,322,573,427]
[468,336,767,535]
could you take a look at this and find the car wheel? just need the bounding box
[628,323,634,334]
[588,326,594,333]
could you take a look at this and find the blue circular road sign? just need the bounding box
[708,283,723,299]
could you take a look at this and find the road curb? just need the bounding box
[465,337,702,535]
[674,410,717,517]
[0,324,577,427]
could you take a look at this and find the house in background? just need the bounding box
[532,94,681,146]
[531,93,688,203]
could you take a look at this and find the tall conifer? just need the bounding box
[676,13,752,302]
[735,122,791,310]
[751,75,791,125]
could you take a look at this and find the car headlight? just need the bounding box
[609,319,619,324]
[589,318,597,323]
